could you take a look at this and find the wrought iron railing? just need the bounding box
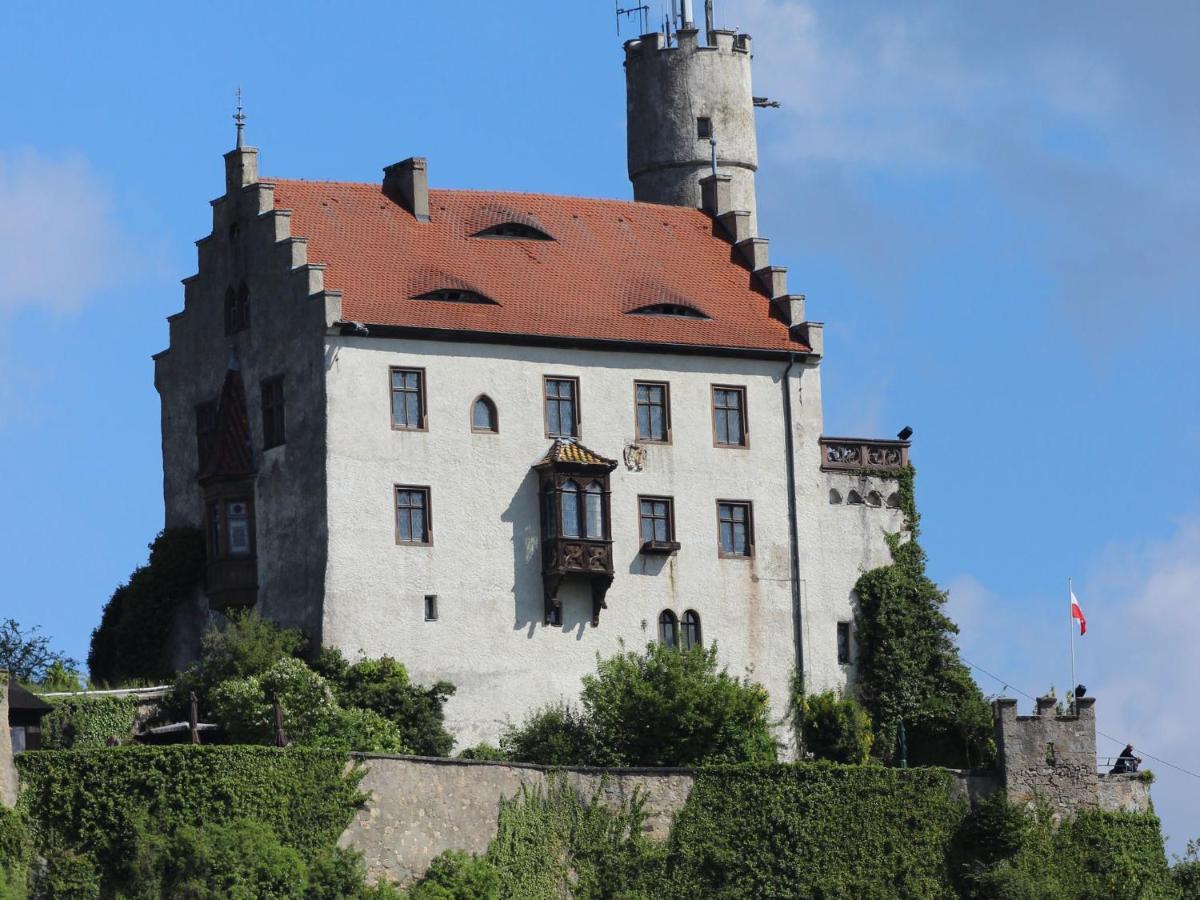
[819,436,910,472]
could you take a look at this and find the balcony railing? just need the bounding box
[819,436,910,473]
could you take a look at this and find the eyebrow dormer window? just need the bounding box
[414,289,497,305]
[628,303,710,319]
[472,223,553,241]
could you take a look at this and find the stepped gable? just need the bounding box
[269,179,807,354]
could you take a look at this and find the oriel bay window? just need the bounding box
[535,439,617,627]
[202,487,258,612]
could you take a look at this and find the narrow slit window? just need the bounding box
[717,500,753,557]
[395,486,431,544]
[635,381,670,442]
[390,368,426,430]
[837,622,851,664]
[697,117,712,140]
[712,385,747,447]
[424,595,438,621]
[261,376,285,449]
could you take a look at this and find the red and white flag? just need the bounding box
[1071,590,1087,635]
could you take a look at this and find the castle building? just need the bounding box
[154,19,908,748]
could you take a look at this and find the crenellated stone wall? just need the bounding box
[993,695,1100,817]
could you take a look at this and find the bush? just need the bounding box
[88,528,206,685]
[408,850,501,900]
[319,651,456,757]
[500,702,603,767]
[40,695,138,749]
[0,805,29,900]
[208,657,408,752]
[456,744,509,762]
[796,690,874,764]
[1175,839,1200,899]
[583,643,776,767]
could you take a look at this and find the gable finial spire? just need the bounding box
[234,87,246,149]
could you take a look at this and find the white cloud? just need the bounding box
[0,149,131,317]
[948,518,1200,855]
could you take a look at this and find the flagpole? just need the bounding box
[1068,577,1077,713]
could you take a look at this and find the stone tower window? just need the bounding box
[224,281,250,335]
[696,117,712,140]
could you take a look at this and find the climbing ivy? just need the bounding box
[87,529,206,686]
[852,465,994,768]
[15,745,365,896]
[40,695,139,749]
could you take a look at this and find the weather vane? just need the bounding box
[234,87,246,148]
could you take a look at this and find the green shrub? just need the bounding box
[208,657,408,752]
[31,848,101,899]
[0,805,29,900]
[408,850,501,900]
[796,690,874,764]
[88,528,206,685]
[500,702,603,767]
[1174,839,1200,899]
[40,695,138,749]
[582,643,776,767]
[456,744,509,762]
[320,651,456,757]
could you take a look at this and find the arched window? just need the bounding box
[847,490,863,505]
[829,488,843,505]
[866,491,882,508]
[584,481,605,539]
[471,395,498,433]
[681,610,702,650]
[560,481,580,537]
[658,610,678,649]
[886,492,901,509]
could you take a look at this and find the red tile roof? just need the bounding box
[269,180,806,354]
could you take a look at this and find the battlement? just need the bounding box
[623,29,751,58]
[994,696,1102,817]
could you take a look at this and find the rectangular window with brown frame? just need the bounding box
[639,495,679,554]
[261,375,285,449]
[712,385,748,447]
[634,381,671,443]
[390,367,427,430]
[717,500,754,557]
[395,485,431,545]
[543,376,579,438]
[195,400,217,465]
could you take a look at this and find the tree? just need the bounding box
[499,702,604,767]
[0,618,77,684]
[853,467,994,768]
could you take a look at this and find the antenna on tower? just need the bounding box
[233,87,246,149]
[615,0,650,36]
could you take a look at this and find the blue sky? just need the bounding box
[2,0,1197,852]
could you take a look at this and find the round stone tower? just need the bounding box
[624,27,759,233]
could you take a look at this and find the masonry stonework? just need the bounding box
[993,696,1101,817]
[0,675,16,807]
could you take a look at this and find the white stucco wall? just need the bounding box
[321,335,902,751]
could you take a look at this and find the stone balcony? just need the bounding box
[819,436,910,473]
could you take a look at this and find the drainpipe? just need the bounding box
[781,353,804,687]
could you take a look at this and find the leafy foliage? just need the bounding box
[0,805,29,900]
[40,695,138,749]
[407,850,501,900]
[795,689,874,764]
[501,643,776,768]
[208,657,409,752]
[15,745,366,895]
[852,466,994,768]
[87,528,206,685]
[0,619,77,684]
[485,777,661,899]
[500,702,605,767]
[1174,838,1200,899]
[663,763,966,899]
[316,650,456,757]
[456,743,509,762]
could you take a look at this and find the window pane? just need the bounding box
[720,520,733,552]
[654,516,668,541]
[728,409,742,443]
[636,384,649,403]
[473,399,494,430]
[584,483,604,538]
[561,484,580,537]
[649,405,665,440]
[641,515,654,543]
[658,611,677,648]
[637,405,651,440]
[411,508,425,541]
[733,522,747,554]
[560,399,575,436]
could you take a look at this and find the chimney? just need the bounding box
[383,157,430,222]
